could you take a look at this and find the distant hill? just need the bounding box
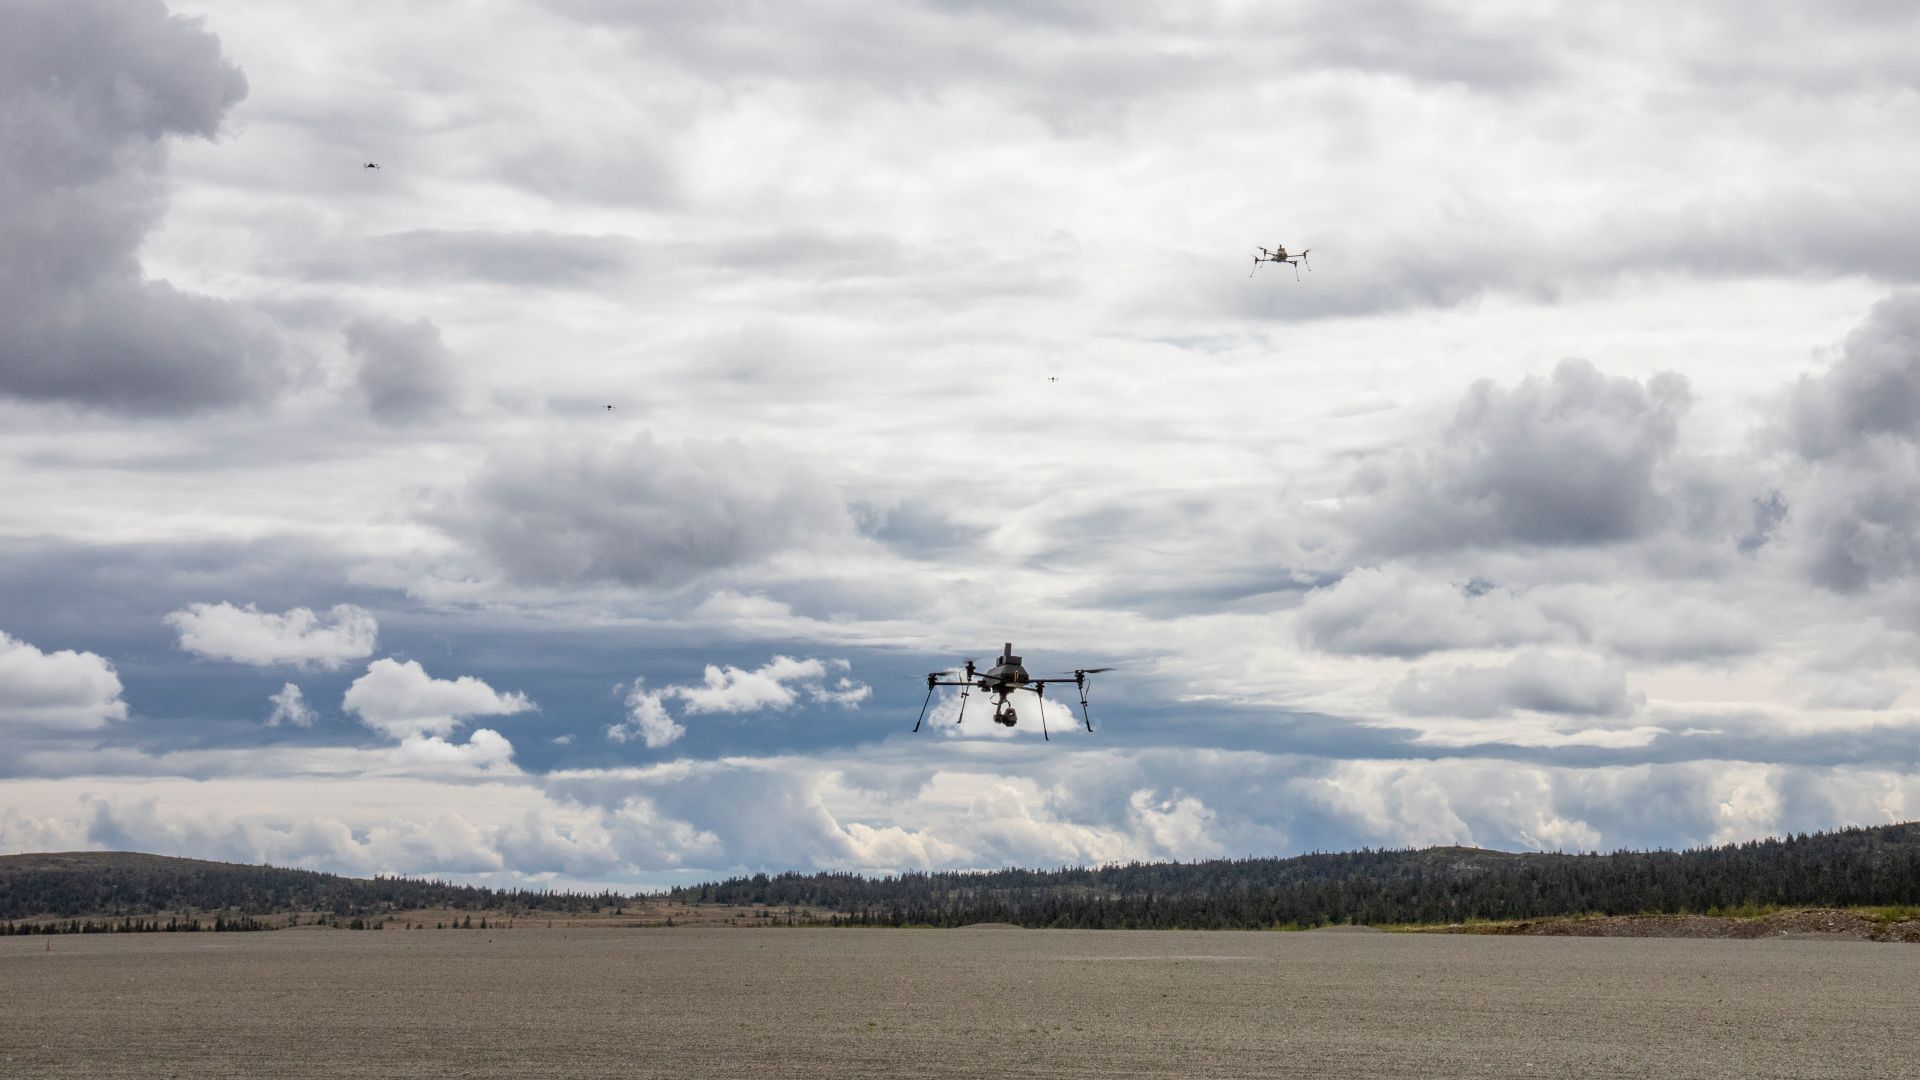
[6,823,1920,928]
[0,851,621,922]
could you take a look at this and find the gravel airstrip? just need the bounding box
[4,926,1915,1078]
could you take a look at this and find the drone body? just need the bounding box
[912,643,1111,741]
[1251,243,1311,279]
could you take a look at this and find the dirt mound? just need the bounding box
[1461,909,1920,942]
[955,922,1023,930]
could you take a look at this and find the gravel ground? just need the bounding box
[3,927,1915,1078]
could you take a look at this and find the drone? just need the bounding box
[1250,243,1311,280]
[912,643,1111,741]
[362,162,381,170]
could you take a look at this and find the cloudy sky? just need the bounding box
[5,0,1920,889]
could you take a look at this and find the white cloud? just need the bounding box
[0,630,127,731]
[342,658,533,739]
[1296,566,1560,658]
[6,743,1920,884]
[167,602,378,670]
[610,681,685,749]
[389,730,518,776]
[1391,652,1642,720]
[266,682,315,727]
[607,656,871,747]
[677,656,870,713]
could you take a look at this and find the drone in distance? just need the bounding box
[912,643,1112,741]
[1250,242,1311,280]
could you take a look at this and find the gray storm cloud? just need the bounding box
[0,0,286,414]
[1390,652,1641,720]
[1777,293,1920,591]
[1787,293,1920,460]
[344,316,461,424]
[435,432,858,588]
[1342,359,1693,555]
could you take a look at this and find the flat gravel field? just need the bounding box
[3,927,1915,1078]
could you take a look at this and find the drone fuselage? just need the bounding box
[980,647,1029,725]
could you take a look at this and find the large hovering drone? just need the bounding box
[1250,243,1311,279]
[912,643,1111,741]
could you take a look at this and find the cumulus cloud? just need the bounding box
[266,682,316,727]
[1785,293,1920,460]
[0,630,127,730]
[1792,442,1920,593]
[1577,594,1762,664]
[607,656,871,747]
[677,656,871,713]
[1342,359,1693,555]
[345,315,461,424]
[0,0,286,413]
[1390,652,1641,719]
[342,658,533,740]
[1296,566,1559,658]
[434,432,858,587]
[1774,295,1920,591]
[611,681,685,749]
[166,602,378,670]
[390,729,518,776]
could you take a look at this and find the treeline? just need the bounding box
[674,823,1920,929]
[9,824,1920,929]
[0,914,275,934]
[0,853,627,921]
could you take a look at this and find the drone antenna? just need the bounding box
[1075,670,1095,733]
[955,675,971,725]
[1034,684,1050,742]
